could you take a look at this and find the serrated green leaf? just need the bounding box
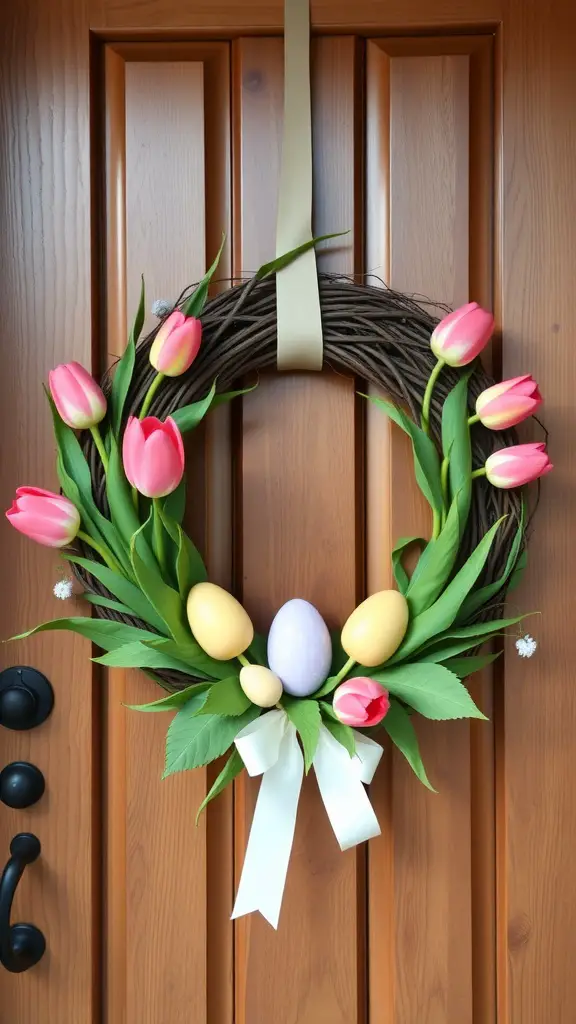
[195,676,251,716]
[405,498,460,615]
[129,685,209,713]
[383,700,436,790]
[163,704,259,777]
[390,517,506,662]
[195,749,244,824]
[130,520,190,644]
[109,275,143,436]
[319,702,356,756]
[93,641,197,674]
[9,616,159,651]
[373,663,487,720]
[457,505,525,621]
[364,394,443,516]
[172,380,217,433]
[181,236,226,317]
[440,651,502,677]
[441,374,472,537]
[255,231,349,279]
[65,553,167,633]
[392,536,426,594]
[283,698,322,773]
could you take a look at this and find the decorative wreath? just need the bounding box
[6,242,550,926]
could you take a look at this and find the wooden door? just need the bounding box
[1,1,574,1021]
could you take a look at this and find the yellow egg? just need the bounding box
[239,665,283,708]
[341,590,409,667]
[186,582,254,661]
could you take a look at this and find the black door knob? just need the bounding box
[0,763,45,809]
[0,667,54,731]
[0,833,46,973]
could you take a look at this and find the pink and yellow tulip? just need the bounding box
[475,375,542,429]
[484,442,552,489]
[6,487,80,548]
[49,362,107,429]
[430,302,494,367]
[333,677,390,728]
[149,311,202,377]
[122,416,184,498]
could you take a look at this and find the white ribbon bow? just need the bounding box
[231,709,383,928]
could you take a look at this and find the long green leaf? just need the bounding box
[255,232,349,279]
[383,700,436,790]
[181,236,226,317]
[164,704,259,777]
[212,383,258,409]
[109,275,144,436]
[283,698,322,773]
[417,613,530,662]
[144,638,239,682]
[163,479,186,526]
[82,593,134,615]
[195,676,251,717]
[405,498,460,616]
[374,663,487,720]
[65,553,167,633]
[130,521,190,644]
[107,436,143,549]
[10,617,160,651]
[94,641,198,674]
[172,380,217,433]
[441,375,472,536]
[457,505,525,622]
[158,506,207,598]
[391,536,426,594]
[440,651,502,677]
[364,394,443,516]
[390,517,506,662]
[195,749,244,824]
[129,685,209,713]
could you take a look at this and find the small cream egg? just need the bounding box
[239,665,284,708]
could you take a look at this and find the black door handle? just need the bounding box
[0,667,54,731]
[0,833,46,973]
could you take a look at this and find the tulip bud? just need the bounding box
[333,677,390,728]
[187,582,254,661]
[484,442,553,489]
[49,362,107,429]
[149,311,202,377]
[122,416,184,498]
[430,302,494,367]
[6,487,80,548]
[341,590,409,667]
[475,375,542,429]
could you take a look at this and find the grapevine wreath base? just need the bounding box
[9,254,547,927]
[78,274,521,691]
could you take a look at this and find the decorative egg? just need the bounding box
[267,598,332,697]
[341,590,409,667]
[239,665,283,708]
[186,582,254,661]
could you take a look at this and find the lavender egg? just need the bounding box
[267,599,332,697]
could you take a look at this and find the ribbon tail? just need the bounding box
[231,725,304,929]
[314,726,382,852]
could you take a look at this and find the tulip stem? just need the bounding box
[421,358,445,435]
[432,507,442,540]
[139,373,165,420]
[77,530,123,574]
[440,456,450,507]
[238,653,251,668]
[467,413,480,426]
[90,426,109,473]
[471,467,487,480]
[152,498,167,575]
[331,655,356,688]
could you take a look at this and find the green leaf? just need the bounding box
[364,394,443,516]
[163,479,186,526]
[129,685,209,713]
[405,498,460,615]
[392,536,426,594]
[181,236,226,317]
[373,663,487,720]
[507,548,528,593]
[195,749,244,824]
[144,637,239,682]
[163,704,259,777]
[383,700,436,790]
[255,231,349,279]
[65,553,167,633]
[319,702,356,757]
[440,651,502,677]
[310,631,350,698]
[107,436,143,549]
[283,698,321,773]
[247,633,268,666]
[10,616,160,651]
[130,520,189,644]
[82,593,134,615]
[390,517,506,662]
[172,380,217,433]
[418,613,530,662]
[441,375,472,536]
[457,505,525,622]
[195,676,251,716]
[93,641,198,674]
[212,383,258,408]
[109,275,144,436]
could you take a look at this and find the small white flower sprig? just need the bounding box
[516,634,538,658]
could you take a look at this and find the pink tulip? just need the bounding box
[6,487,80,548]
[485,442,553,489]
[430,302,494,367]
[333,677,390,728]
[49,362,107,429]
[122,416,184,498]
[475,375,542,429]
[149,311,202,377]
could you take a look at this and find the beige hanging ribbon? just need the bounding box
[275,0,323,371]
